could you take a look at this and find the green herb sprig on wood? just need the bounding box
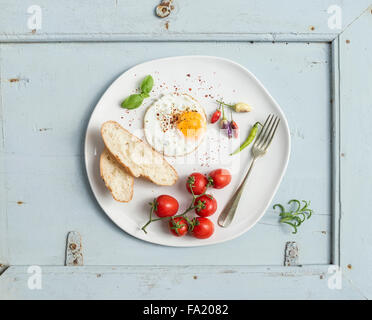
[273,200,313,234]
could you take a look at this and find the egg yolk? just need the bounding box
[177,111,206,139]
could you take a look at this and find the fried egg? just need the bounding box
[144,93,207,157]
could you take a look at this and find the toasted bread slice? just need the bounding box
[100,148,134,202]
[101,121,178,186]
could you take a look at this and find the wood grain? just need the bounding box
[0,1,371,299]
[0,42,331,266]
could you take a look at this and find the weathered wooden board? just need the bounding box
[1,1,371,300]
[0,42,331,266]
[0,265,364,300]
[0,45,8,268]
[338,6,372,300]
[0,0,370,41]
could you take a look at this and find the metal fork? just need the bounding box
[218,114,280,227]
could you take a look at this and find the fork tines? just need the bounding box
[254,114,280,151]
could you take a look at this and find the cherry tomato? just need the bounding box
[191,217,214,239]
[208,169,232,189]
[186,173,208,195]
[194,194,217,217]
[169,217,188,237]
[154,195,179,218]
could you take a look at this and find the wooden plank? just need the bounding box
[0,265,364,299]
[0,0,371,42]
[331,38,341,265]
[0,0,370,301]
[339,5,372,299]
[0,45,9,266]
[0,42,332,266]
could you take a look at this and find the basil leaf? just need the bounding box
[140,75,154,94]
[120,75,153,110]
[121,94,144,109]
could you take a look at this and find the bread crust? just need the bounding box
[101,121,178,186]
[100,148,134,202]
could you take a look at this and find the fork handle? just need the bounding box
[218,157,257,228]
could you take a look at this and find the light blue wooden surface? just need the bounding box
[339,7,372,299]
[0,42,332,266]
[0,0,370,41]
[1,1,372,299]
[0,266,364,300]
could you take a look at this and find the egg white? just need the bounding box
[144,93,207,157]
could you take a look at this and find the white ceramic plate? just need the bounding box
[85,56,291,247]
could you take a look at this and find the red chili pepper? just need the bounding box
[211,109,221,123]
[230,120,239,138]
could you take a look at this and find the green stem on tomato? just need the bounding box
[141,181,208,234]
[189,180,196,198]
[141,205,198,233]
[141,203,155,234]
[141,220,151,234]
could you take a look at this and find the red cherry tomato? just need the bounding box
[194,194,217,217]
[169,217,188,237]
[154,195,179,218]
[186,173,208,195]
[191,217,214,239]
[208,169,232,189]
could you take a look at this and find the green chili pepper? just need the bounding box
[230,122,262,155]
